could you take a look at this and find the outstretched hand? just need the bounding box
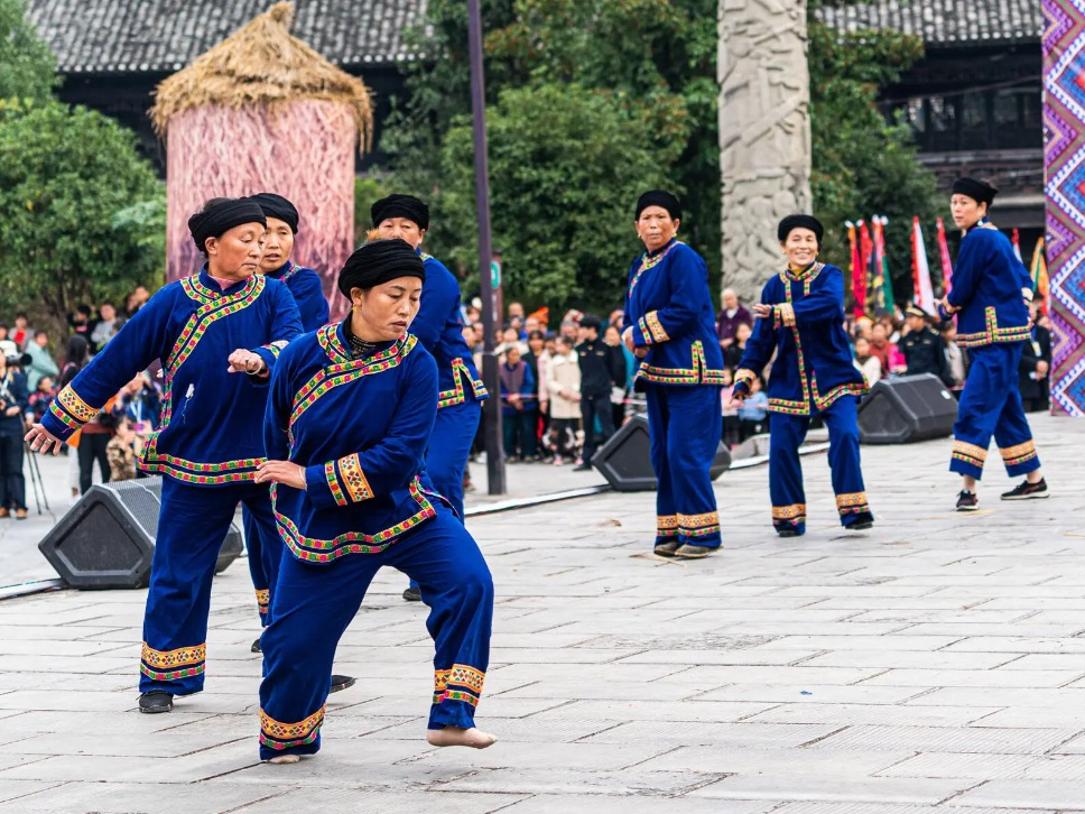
[25,423,65,455]
[255,460,306,490]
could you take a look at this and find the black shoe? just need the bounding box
[403,586,422,602]
[1001,478,1049,501]
[251,637,262,654]
[138,691,173,714]
[956,490,979,511]
[654,540,680,557]
[330,674,356,694]
[849,520,874,531]
[776,528,803,538]
[573,462,592,471]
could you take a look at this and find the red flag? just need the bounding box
[858,219,874,317]
[1011,228,1023,262]
[935,216,953,294]
[847,221,865,318]
[911,217,936,314]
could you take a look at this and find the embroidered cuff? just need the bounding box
[774,303,795,328]
[44,384,96,440]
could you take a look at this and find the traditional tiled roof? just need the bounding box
[816,0,1042,46]
[25,0,428,74]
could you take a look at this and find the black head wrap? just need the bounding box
[635,190,681,221]
[371,194,430,230]
[777,214,824,244]
[951,177,998,206]
[337,239,426,297]
[248,192,299,233]
[187,198,266,254]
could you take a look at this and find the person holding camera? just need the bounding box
[0,348,29,519]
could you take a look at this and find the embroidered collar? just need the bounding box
[630,239,682,294]
[784,261,822,282]
[415,247,435,263]
[266,260,294,281]
[646,236,677,258]
[318,321,411,366]
[196,266,252,297]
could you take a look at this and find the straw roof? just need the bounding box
[150,2,372,148]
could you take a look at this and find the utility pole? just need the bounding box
[467,0,506,494]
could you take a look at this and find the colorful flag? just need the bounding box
[911,217,936,314]
[872,215,895,314]
[935,216,953,294]
[1030,237,1049,315]
[858,219,877,314]
[1011,228,1023,262]
[846,221,865,318]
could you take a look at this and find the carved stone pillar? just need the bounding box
[718,0,812,300]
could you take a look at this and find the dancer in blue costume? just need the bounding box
[621,190,725,559]
[255,239,495,763]
[730,215,873,537]
[26,198,302,714]
[938,177,1049,510]
[371,194,488,602]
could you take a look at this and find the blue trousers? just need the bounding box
[242,505,282,625]
[646,384,722,548]
[139,478,277,695]
[950,343,1041,480]
[769,395,871,535]
[259,507,494,759]
[408,401,481,593]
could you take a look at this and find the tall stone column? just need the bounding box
[719,0,812,300]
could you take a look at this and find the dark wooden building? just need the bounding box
[819,0,1043,239]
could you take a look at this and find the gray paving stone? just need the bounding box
[499,796,775,813]
[0,781,296,814]
[953,778,1085,809]
[807,724,1074,755]
[687,773,975,804]
[231,789,528,814]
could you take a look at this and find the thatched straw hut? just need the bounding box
[152,2,372,318]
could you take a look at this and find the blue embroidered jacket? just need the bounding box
[734,263,866,416]
[42,269,303,485]
[267,260,329,332]
[413,251,487,409]
[946,223,1032,348]
[623,238,726,389]
[264,323,444,563]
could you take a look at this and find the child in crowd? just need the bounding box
[737,375,770,442]
[546,336,581,465]
[106,415,141,482]
[26,375,57,424]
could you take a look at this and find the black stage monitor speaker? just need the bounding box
[38,477,243,590]
[858,373,957,444]
[591,413,732,492]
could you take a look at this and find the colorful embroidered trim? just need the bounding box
[638,310,669,344]
[316,322,351,365]
[628,240,682,294]
[325,460,348,507]
[775,302,796,328]
[677,510,720,538]
[261,339,289,358]
[255,588,270,615]
[260,705,325,750]
[438,357,489,409]
[274,478,436,563]
[47,399,82,432]
[999,440,1038,466]
[636,340,729,386]
[657,514,679,538]
[140,642,206,681]
[811,379,868,412]
[951,439,988,468]
[337,453,374,502]
[772,504,806,522]
[433,664,485,707]
[835,492,870,516]
[139,453,264,485]
[57,385,97,424]
[956,306,1034,348]
[291,333,418,430]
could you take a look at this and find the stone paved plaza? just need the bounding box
[0,413,1083,813]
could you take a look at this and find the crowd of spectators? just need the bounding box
[0,290,160,518]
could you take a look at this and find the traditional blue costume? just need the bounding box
[243,193,332,626]
[41,267,302,697]
[734,245,872,535]
[414,251,487,516]
[258,257,493,759]
[945,218,1038,481]
[624,199,725,552]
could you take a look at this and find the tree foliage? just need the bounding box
[0,0,56,102]
[807,6,941,299]
[0,101,165,322]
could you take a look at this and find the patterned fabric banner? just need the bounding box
[1045,0,1085,415]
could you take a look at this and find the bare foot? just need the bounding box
[267,754,300,764]
[426,726,497,749]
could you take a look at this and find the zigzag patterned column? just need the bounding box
[1045,0,1085,415]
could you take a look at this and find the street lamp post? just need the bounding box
[467,0,506,495]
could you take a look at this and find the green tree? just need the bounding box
[807,6,941,301]
[0,0,57,101]
[430,83,678,310]
[0,101,165,324]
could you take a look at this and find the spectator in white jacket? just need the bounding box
[546,336,581,465]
